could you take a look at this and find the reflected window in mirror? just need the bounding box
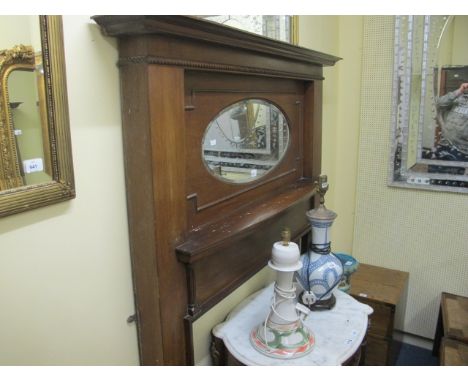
[389,15,468,193]
[202,99,290,183]
[198,15,297,44]
[0,16,74,217]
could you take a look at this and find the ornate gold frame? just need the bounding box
[0,44,35,190]
[291,15,299,45]
[0,16,74,217]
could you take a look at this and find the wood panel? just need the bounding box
[350,263,409,365]
[350,263,409,306]
[120,64,189,365]
[441,292,468,343]
[92,15,340,365]
[440,337,468,366]
[364,335,390,366]
[177,181,314,316]
[93,16,339,80]
[184,71,305,228]
[147,65,189,364]
[433,292,468,358]
[119,64,164,364]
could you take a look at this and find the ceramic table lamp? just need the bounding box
[250,228,314,359]
[297,175,343,310]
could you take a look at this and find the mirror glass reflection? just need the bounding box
[199,16,294,43]
[0,16,50,191]
[390,15,468,193]
[202,99,290,183]
[8,61,51,185]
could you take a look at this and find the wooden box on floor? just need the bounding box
[440,337,468,365]
[433,292,468,365]
[349,263,409,366]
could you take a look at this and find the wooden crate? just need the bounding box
[350,263,409,365]
[433,292,468,365]
[440,337,468,365]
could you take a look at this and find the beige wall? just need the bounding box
[298,16,363,254]
[452,16,468,65]
[0,16,139,365]
[354,16,468,338]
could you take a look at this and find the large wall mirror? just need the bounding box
[0,16,74,217]
[199,16,297,44]
[389,16,468,193]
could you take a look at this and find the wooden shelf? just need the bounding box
[176,179,317,263]
[176,179,317,317]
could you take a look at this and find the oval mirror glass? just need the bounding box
[202,99,290,183]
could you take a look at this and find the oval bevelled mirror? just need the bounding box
[202,99,290,183]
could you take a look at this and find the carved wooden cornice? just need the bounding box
[93,15,340,82]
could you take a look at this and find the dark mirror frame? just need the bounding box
[0,16,74,217]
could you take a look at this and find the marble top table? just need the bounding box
[213,283,373,366]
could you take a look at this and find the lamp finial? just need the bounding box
[316,174,329,205]
[281,227,291,246]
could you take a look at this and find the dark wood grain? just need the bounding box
[92,15,339,365]
[119,64,165,364]
[147,65,189,365]
[119,63,189,365]
[92,15,340,69]
[179,182,314,316]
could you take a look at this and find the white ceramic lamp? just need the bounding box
[250,229,314,359]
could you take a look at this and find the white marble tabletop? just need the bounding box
[213,283,373,366]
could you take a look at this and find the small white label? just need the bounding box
[23,158,44,174]
[210,139,216,146]
[407,176,430,185]
[345,261,353,266]
[14,129,22,136]
[250,169,257,177]
[358,293,368,298]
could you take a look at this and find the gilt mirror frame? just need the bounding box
[389,15,468,194]
[0,16,74,217]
